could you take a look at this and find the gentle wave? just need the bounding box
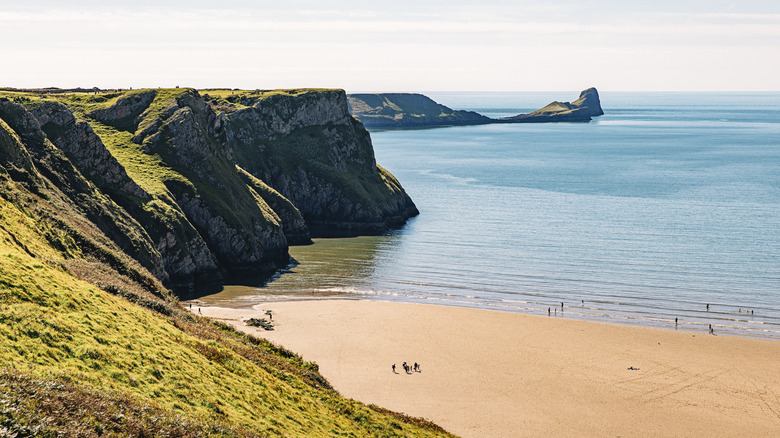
[203,93,780,342]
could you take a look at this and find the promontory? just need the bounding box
[347,87,604,129]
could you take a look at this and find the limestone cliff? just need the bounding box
[0,87,418,292]
[220,89,419,236]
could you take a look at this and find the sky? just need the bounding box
[1,0,779,92]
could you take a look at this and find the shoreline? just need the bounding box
[193,299,780,438]
[191,291,780,342]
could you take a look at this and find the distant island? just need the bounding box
[347,87,603,129]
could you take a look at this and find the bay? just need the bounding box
[199,92,780,340]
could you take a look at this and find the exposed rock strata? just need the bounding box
[225,90,419,237]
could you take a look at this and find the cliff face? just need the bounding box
[0,87,418,292]
[222,89,419,236]
[347,93,491,129]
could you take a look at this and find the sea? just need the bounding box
[198,91,780,341]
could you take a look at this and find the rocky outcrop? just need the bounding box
[87,90,157,130]
[30,101,147,197]
[225,90,419,236]
[571,87,604,117]
[347,93,492,129]
[237,167,311,245]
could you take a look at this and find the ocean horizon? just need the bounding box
[199,91,780,341]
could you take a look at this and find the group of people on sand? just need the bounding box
[392,361,421,374]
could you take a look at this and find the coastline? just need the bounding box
[193,299,780,438]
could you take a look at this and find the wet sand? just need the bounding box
[194,300,780,437]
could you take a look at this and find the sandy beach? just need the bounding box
[195,300,780,437]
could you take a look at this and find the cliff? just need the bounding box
[0,90,446,436]
[348,87,604,128]
[0,88,417,293]
[347,93,492,129]
[215,89,420,236]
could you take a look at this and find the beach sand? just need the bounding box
[195,300,780,437]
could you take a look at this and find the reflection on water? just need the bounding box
[194,235,401,308]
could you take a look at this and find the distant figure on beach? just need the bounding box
[709,324,714,335]
[392,364,396,373]
[189,303,192,309]
[706,303,709,311]
[561,302,564,310]
[675,317,678,329]
[198,307,202,315]
[414,362,419,372]
[751,310,754,316]
[548,307,551,316]
[581,299,584,306]
[403,362,409,374]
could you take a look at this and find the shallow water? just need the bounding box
[197,92,780,340]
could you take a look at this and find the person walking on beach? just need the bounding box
[675,317,678,329]
[709,324,714,335]
[392,364,396,373]
[548,307,551,317]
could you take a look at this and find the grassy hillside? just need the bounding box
[0,195,452,436]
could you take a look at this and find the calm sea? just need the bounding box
[199,92,780,340]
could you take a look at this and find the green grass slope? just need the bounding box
[0,198,452,436]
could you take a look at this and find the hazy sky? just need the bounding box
[2,1,779,91]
